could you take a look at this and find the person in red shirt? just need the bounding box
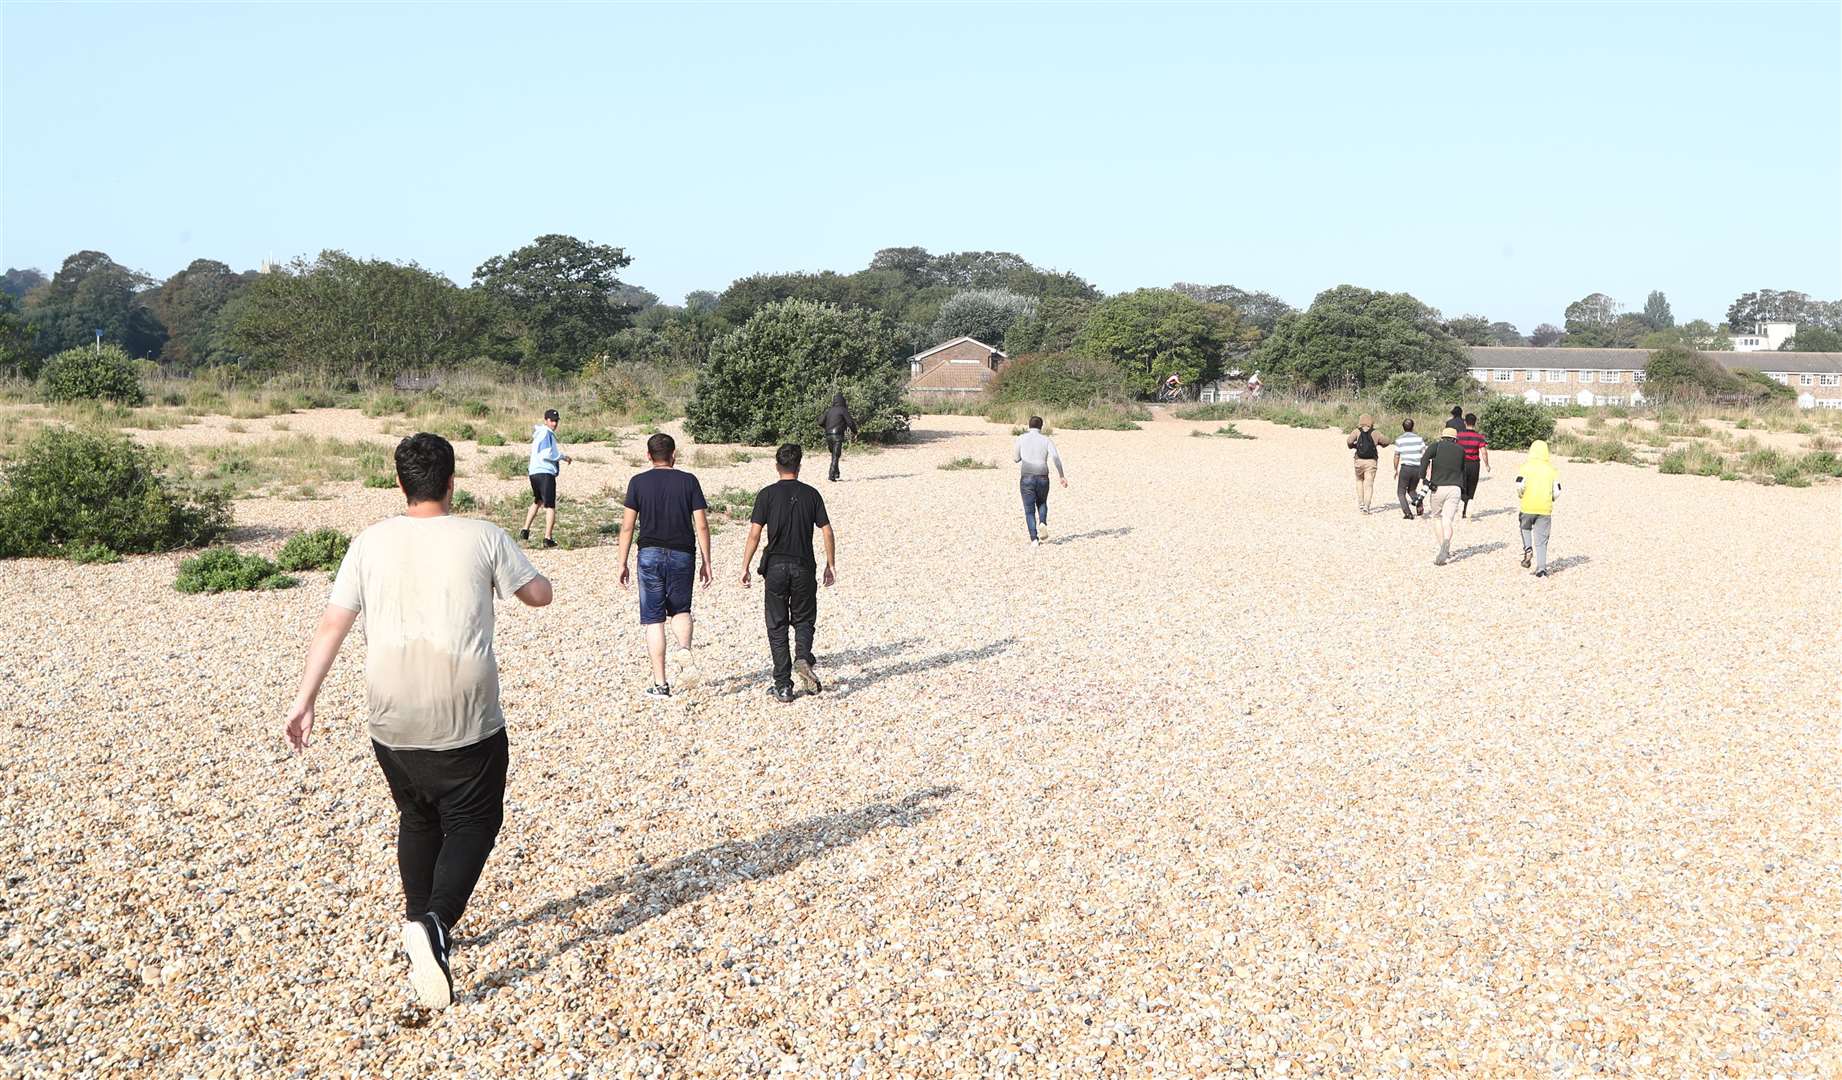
[1456,412,1491,518]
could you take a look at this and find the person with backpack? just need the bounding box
[1516,439,1562,577]
[1456,412,1492,518]
[819,394,858,483]
[1345,414,1391,513]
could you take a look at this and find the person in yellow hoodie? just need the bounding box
[1515,440,1561,577]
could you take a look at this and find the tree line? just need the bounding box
[3,237,1837,398]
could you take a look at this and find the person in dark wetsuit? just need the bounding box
[820,394,858,482]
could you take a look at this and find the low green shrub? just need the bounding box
[1172,403,1240,421]
[1477,397,1555,451]
[275,528,351,572]
[174,548,297,593]
[1377,371,1439,414]
[478,432,506,447]
[452,489,479,511]
[68,542,122,565]
[462,400,491,419]
[488,453,526,479]
[363,393,409,417]
[1798,450,1842,477]
[988,352,1131,407]
[707,486,756,520]
[0,429,230,559]
[364,472,397,488]
[38,344,146,405]
[939,456,996,470]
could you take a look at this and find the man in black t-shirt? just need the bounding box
[617,433,712,698]
[739,443,836,703]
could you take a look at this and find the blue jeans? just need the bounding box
[1020,475,1050,540]
[637,547,694,624]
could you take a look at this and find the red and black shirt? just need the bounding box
[1456,429,1489,462]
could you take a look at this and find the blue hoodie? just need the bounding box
[528,424,564,476]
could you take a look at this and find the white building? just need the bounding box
[1729,321,1797,352]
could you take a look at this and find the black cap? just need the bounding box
[543,409,560,422]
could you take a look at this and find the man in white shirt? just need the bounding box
[1392,417,1427,519]
[1013,416,1067,547]
[283,432,553,1009]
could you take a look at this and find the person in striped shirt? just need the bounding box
[1391,418,1427,519]
[1455,413,1491,518]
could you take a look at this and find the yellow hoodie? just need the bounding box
[1517,440,1560,515]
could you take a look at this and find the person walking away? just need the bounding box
[820,394,858,482]
[1447,405,1467,434]
[1392,417,1427,519]
[1013,416,1066,547]
[739,444,836,703]
[1425,426,1466,565]
[616,433,713,698]
[1456,412,1491,518]
[283,433,553,1009]
[1516,439,1562,577]
[1345,414,1391,513]
[522,409,572,547]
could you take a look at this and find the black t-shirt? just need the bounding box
[623,468,707,554]
[749,479,829,569]
[1426,438,1466,488]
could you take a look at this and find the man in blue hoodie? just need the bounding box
[521,409,572,548]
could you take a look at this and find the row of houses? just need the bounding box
[904,337,1842,409]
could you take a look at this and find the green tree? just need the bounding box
[0,293,36,377]
[1250,285,1469,393]
[1562,292,1619,337]
[1169,283,1294,334]
[1487,321,1525,346]
[1641,290,1673,329]
[0,268,46,301]
[472,234,638,369]
[1442,314,1494,346]
[1076,289,1243,396]
[1782,326,1842,351]
[150,259,250,368]
[38,343,145,404]
[928,289,1036,348]
[1001,296,1096,356]
[686,299,907,445]
[24,250,167,357]
[1644,344,1743,398]
[1726,288,1811,331]
[1529,323,1564,348]
[218,251,485,380]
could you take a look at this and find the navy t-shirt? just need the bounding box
[623,468,707,554]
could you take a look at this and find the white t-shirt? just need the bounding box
[329,515,539,750]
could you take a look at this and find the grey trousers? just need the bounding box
[1519,512,1553,571]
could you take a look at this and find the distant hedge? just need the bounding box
[0,428,230,559]
[988,352,1130,407]
[1477,397,1554,452]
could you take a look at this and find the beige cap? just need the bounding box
[1441,426,1458,439]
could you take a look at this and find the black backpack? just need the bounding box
[1354,428,1377,459]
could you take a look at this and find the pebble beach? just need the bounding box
[1,409,1836,1077]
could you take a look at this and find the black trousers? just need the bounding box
[1460,460,1482,507]
[371,728,508,929]
[763,557,817,689]
[826,432,845,481]
[1396,464,1423,517]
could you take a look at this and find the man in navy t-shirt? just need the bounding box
[617,433,712,699]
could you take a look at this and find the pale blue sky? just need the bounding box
[3,2,1837,331]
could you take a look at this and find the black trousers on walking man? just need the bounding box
[825,432,845,482]
[762,555,817,689]
[1396,464,1423,519]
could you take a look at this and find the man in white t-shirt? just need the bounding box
[282,432,552,1009]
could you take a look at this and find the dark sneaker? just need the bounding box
[403,913,453,1009]
[771,685,795,704]
[1521,548,1533,569]
[1535,569,1549,578]
[542,538,558,549]
[794,658,822,695]
[519,529,529,541]
[644,684,671,699]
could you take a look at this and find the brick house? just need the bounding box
[908,337,1007,393]
[1464,346,1842,408]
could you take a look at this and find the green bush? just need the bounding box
[38,344,146,405]
[687,299,908,445]
[0,429,230,559]
[275,528,351,572]
[582,358,663,416]
[478,432,506,447]
[938,456,996,470]
[988,352,1131,407]
[364,472,397,488]
[1477,397,1555,452]
[1798,450,1842,477]
[174,548,298,593]
[1377,371,1439,414]
[452,489,479,511]
[462,400,491,419]
[488,452,525,479]
[68,542,122,565]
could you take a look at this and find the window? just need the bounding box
[1548,369,1567,382]
[1632,370,1646,383]
[1494,370,1512,382]
[1526,370,1541,383]
[1799,374,1814,386]
[1469,368,1489,383]
[1822,398,1842,409]
[1601,396,1625,407]
[1542,394,1571,406]
[1772,373,1790,385]
[1602,370,1623,383]
[1822,375,1840,387]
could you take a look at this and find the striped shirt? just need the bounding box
[1393,431,1426,467]
[1456,429,1489,462]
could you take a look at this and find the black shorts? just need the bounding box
[528,472,557,508]
[1460,460,1481,501]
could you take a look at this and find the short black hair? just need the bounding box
[646,432,675,462]
[395,433,455,504]
[1029,416,1044,430]
[543,408,559,422]
[1464,412,1478,424]
[1450,405,1464,417]
[1401,417,1415,432]
[776,443,802,472]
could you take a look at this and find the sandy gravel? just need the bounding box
[1,410,1837,1077]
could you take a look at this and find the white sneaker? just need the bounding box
[1031,538,1041,548]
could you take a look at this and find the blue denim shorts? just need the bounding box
[637,547,694,625]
